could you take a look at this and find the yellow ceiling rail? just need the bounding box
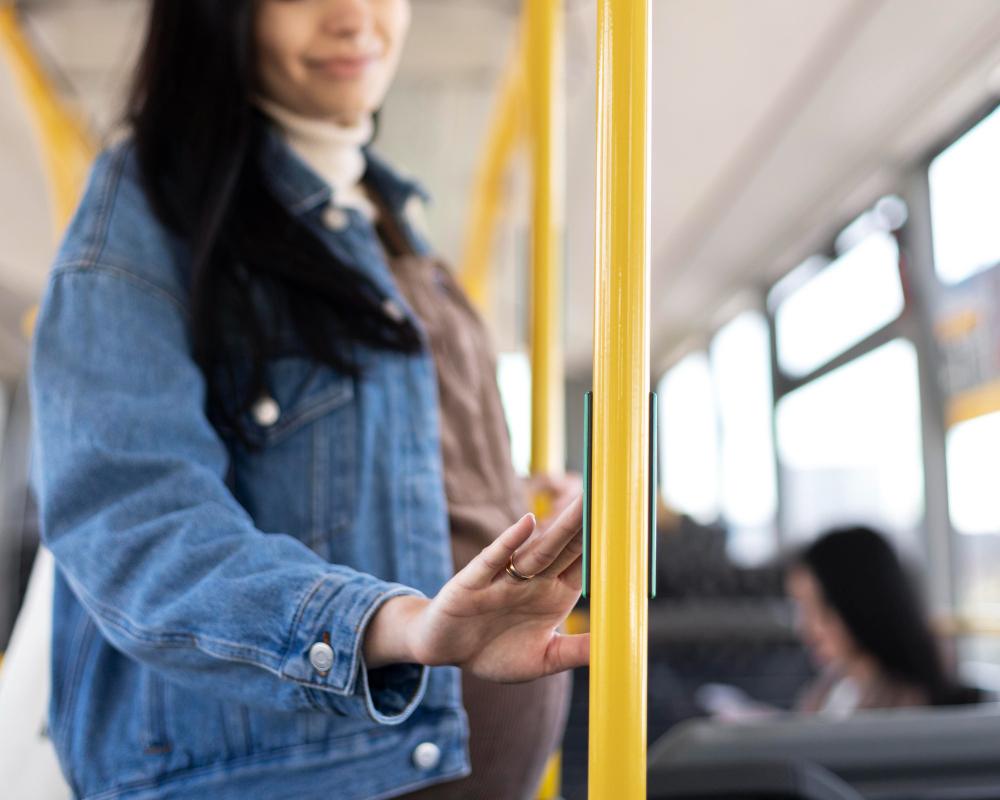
[457,33,526,310]
[589,0,651,796]
[0,4,95,234]
[526,0,565,489]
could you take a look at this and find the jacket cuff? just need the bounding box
[281,571,429,723]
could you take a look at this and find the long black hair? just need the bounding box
[127,1,421,440]
[793,527,976,706]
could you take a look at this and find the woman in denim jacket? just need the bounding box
[30,1,587,798]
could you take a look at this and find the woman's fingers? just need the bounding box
[541,529,582,578]
[542,632,590,675]
[553,544,583,591]
[460,512,536,589]
[511,494,583,578]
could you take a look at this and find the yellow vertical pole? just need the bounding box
[458,36,526,311]
[0,4,95,339]
[0,5,94,233]
[525,2,566,796]
[527,0,565,494]
[589,0,651,797]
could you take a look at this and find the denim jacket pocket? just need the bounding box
[256,370,353,447]
[227,358,358,561]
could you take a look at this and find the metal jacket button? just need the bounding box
[382,299,405,323]
[403,195,429,239]
[322,206,349,231]
[412,742,441,771]
[308,642,334,673]
[251,395,280,427]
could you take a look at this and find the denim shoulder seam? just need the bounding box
[80,147,130,269]
[51,261,189,318]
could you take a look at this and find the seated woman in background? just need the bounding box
[787,526,977,717]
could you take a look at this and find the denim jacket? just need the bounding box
[30,132,470,799]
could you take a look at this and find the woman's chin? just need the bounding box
[302,87,380,122]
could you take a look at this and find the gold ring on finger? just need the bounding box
[505,552,536,582]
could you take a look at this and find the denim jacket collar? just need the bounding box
[261,125,429,218]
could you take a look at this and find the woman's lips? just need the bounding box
[306,55,378,79]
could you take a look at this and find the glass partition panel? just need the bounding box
[947,411,1000,615]
[775,233,903,377]
[657,353,720,524]
[775,339,925,557]
[710,311,778,564]
[929,104,1000,285]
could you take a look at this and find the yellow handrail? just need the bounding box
[0,4,95,339]
[0,5,94,233]
[526,0,566,496]
[525,3,567,797]
[589,0,651,797]
[457,35,526,311]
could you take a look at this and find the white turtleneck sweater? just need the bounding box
[257,97,377,221]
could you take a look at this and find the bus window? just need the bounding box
[496,351,532,477]
[710,311,777,565]
[774,232,904,378]
[929,104,1000,286]
[775,338,925,555]
[946,410,1000,615]
[657,352,720,525]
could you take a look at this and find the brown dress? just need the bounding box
[376,221,572,800]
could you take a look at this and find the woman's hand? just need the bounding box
[364,497,587,683]
[523,472,583,529]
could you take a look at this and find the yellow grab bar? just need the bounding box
[526,0,566,494]
[526,2,567,797]
[458,35,526,311]
[588,0,652,797]
[0,5,94,234]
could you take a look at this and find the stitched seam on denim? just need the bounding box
[85,766,472,800]
[265,149,330,215]
[364,768,474,800]
[141,673,167,750]
[303,685,327,712]
[262,380,352,445]
[80,716,466,800]
[56,615,97,759]
[80,148,127,269]
[63,571,283,670]
[310,576,377,694]
[55,512,266,653]
[264,150,330,216]
[361,654,428,725]
[290,188,331,215]
[284,578,421,696]
[348,586,423,700]
[279,571,330,676]
[51,262,189,316]
[310,414,323,547]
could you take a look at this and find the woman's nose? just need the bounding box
[319,0,373,40]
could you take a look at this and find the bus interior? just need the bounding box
[2,1,1000,798]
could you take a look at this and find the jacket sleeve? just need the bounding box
[30,264,428,724]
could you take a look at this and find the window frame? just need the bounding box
[649,100,1000,616]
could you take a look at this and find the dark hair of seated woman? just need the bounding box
[787,526,980,712]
